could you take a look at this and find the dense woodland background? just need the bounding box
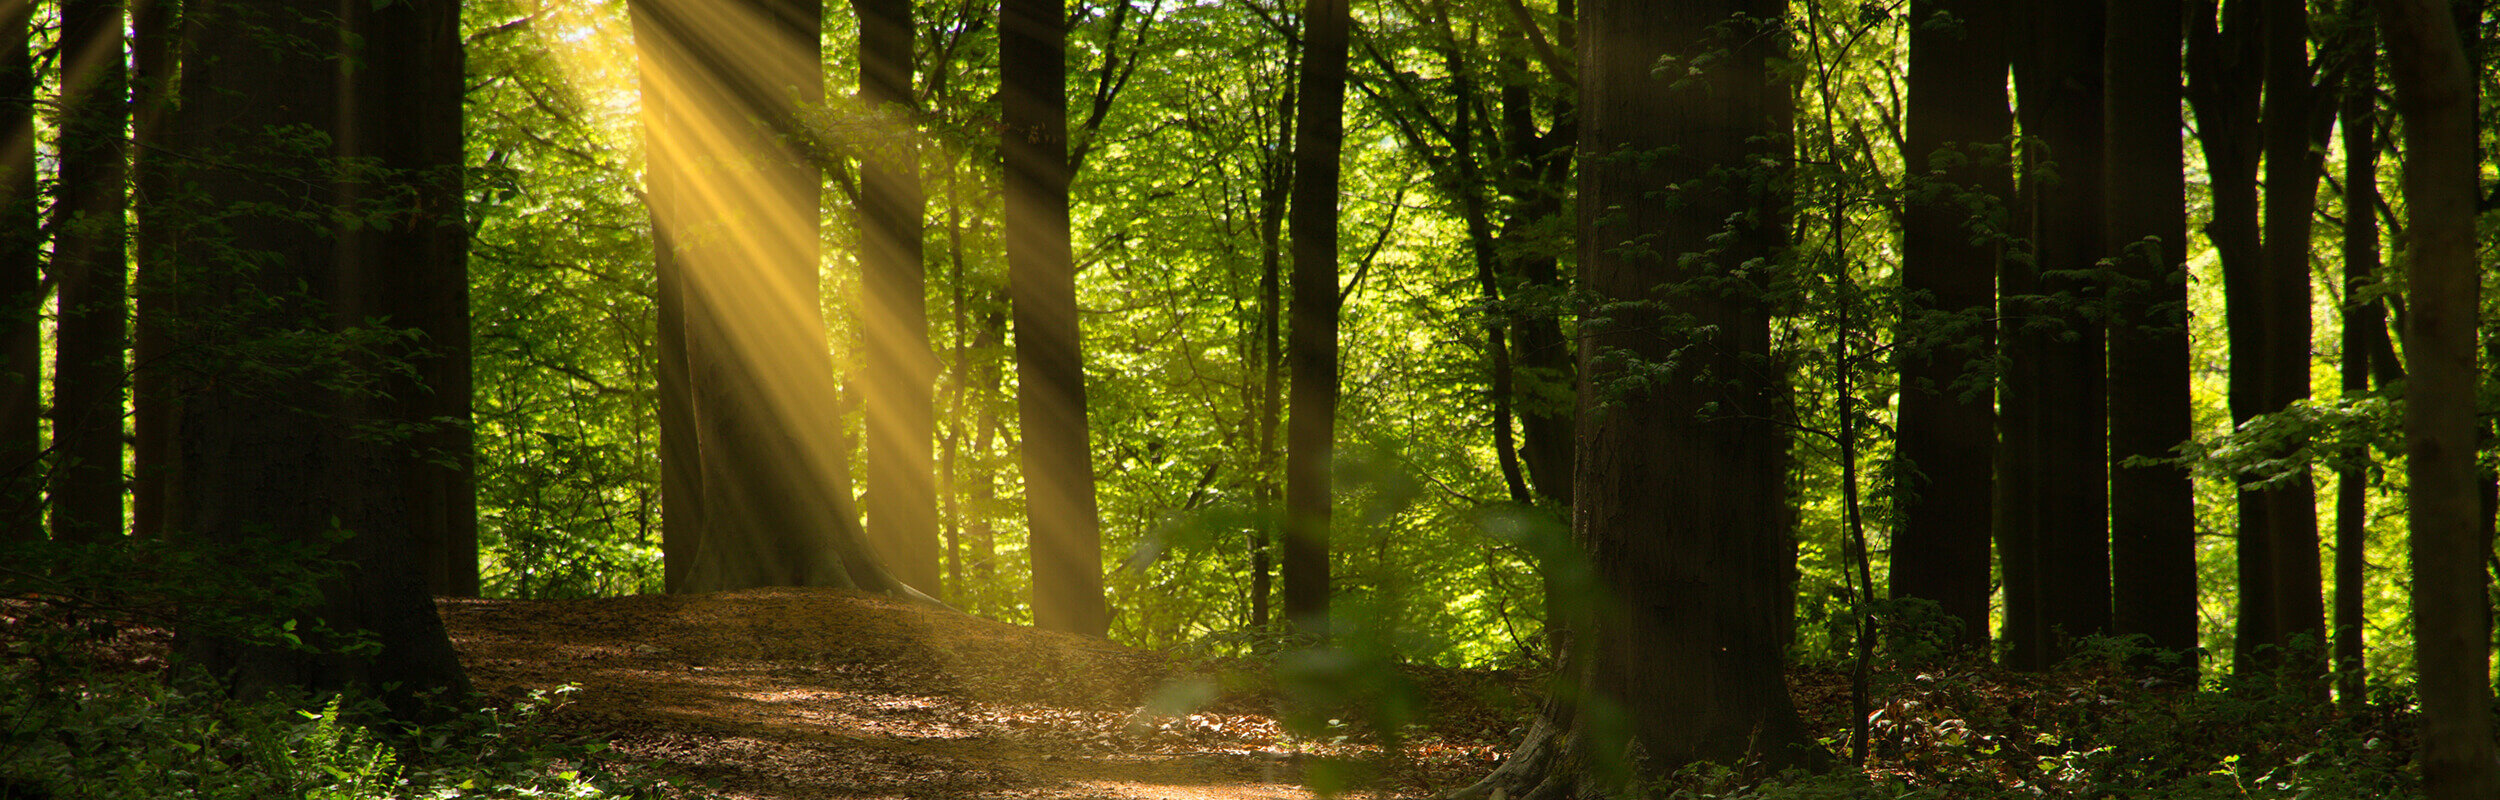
[3,0,2500,796]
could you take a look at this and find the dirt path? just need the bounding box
[440,588,1517,800]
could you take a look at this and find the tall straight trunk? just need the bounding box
[2379,1,2498,796]
[0,4,34,540]
[857,0,940,595]
[2104,0,2198,665]
[1567,0,1812,774]
[2258,0,2325,683]
[129,0,177,540]
[637,0,903,593]
[51,0,129,543]
[2186,0,2272,674]
[1894,0,2008,652]
[2332,16,2379,705]
[634,8,703,591]
[1004,0,1108,635]
[1252,71,1292,631]
[1283,0,1349,637]
[2009,0,2111,665]
[166,0,470,720]
[346,0,475,596]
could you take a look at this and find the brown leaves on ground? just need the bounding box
[440,588,1525,800]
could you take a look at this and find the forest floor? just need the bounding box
[441,587,1704,800]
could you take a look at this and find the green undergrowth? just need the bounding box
[0,540,699,800]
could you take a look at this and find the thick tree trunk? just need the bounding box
[345,0,476,596]
[2379,1,2500,795]
[1461,3,1820,794]
[856,0,940,596]
[1005,0,1109,635]
[2004,0,2112,668]
[165,0,471,719]
[129,0,178,541]
[1283,0,1348,637]
[2257,0,2325,686]
[634,7,704,592]
[0,5,34,540]
[1893,0,2008,652]
[50,0,128,543]
[2104,0,2198,666]
[636,0,904,594]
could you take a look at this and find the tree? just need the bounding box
[2253,0,2326,684]
[635,0,906,594]
[2103,0,2197,664]
[347,0,477,596]
[856,0,941,595]
[163,0,470,719]
[1462,2,1819,793]
[1005,0,1110,634]
[129,0,178,540]
[1283,0,1349,637]
[2003,0,2111,669]
[0,4,32,540]
[2379,0,2499,795]
[1892,0,2009,652]
[50,0,127,543]
[2330,5,2388,705]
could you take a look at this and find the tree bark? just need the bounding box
[1893,0,2008,652]
[2008,0,2112,667]
[0,3,34,540]
[50,0,129,543]
[1461,3,1821,794]
[129,0,179,541]
[345,0,476,596]
[636,0,906,594]
[1005,0,1109,635]
[2256,0,2325,686]
[857,0,941,596]
[1283,0,1348,637]
[2379,0,2500,795]
[165,0,470,719]
[634,6,704,593]
[2104,0,2199,666]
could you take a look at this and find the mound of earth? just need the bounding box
[440,588,1525,800]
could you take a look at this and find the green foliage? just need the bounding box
[0,538,697,800]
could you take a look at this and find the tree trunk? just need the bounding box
[857,0,941,596]
[345,0,476,596]
[2187,0,2273,675]
[2332,14,2379,706]
[1282,0,1348,637]
[636,0,906,594]
[1460,4,1821,794]
[634,5,704,593]
[165,0,470,720]
[2257,0,2325,686]
[2379,1,2500,795]
[0,4,34,540]
[1893,0,2008,652]
[2104,0,2198,667]
[2008,0,2112,666]
[129,0,178,541]
[1005,0,1109,635]
[50,0,128,543]
[1252,66,1292,632]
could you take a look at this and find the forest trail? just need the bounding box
[439,588,1521,800]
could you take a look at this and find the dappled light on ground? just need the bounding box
[439,587,1524,799]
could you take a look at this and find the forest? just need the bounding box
[2,0,2498,797]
